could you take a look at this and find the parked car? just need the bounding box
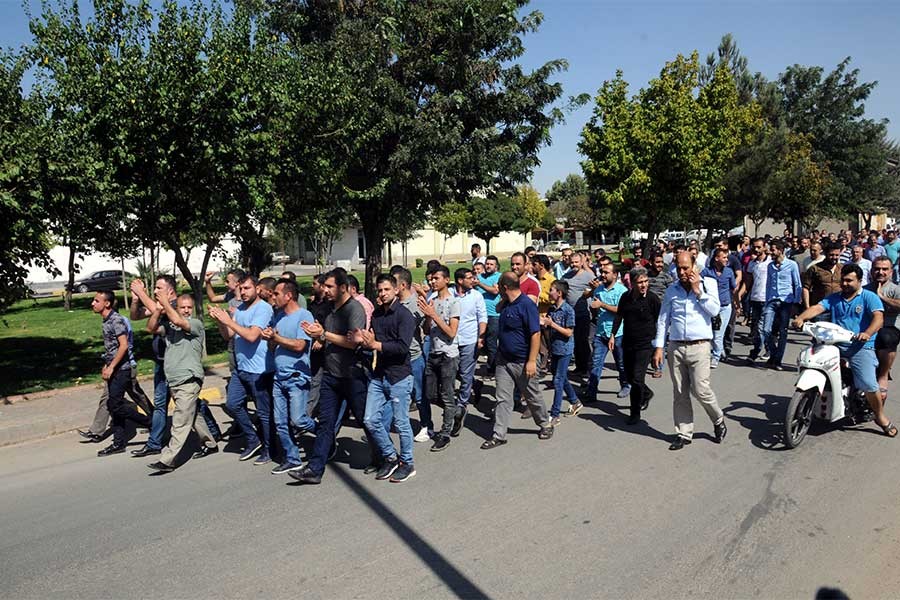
[66,270,135,294]
[543,240,573,253]
[270,252,292,264]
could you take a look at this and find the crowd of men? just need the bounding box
[78,226,900,484]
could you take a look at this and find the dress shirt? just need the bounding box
[370,299,415,384]
[455,288,487,347]
[553,262,570,280]
[654,276,721,347]
[765,259,802,303]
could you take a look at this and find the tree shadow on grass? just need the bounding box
[0,336,103,397]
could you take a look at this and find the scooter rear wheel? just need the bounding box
[785,388,818,449]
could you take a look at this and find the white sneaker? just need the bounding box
[414,428,431,443]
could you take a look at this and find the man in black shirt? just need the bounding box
[291,269,371,484]
[306,274,333,419]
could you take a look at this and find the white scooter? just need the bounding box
[784,322,874,448]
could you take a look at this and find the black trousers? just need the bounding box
[106,366,151,446]
[622,344,654,418]
[574,314,592,373]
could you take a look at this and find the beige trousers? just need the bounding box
[667,341,723,439]
[160,378,215,466]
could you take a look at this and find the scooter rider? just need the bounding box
[792,263,897,438]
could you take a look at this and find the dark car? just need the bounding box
[66,270,134,294]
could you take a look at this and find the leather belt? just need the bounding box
[670,339,710,345]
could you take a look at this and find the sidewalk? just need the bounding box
[0,366,231,448]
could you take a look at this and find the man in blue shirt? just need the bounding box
[474,255,501,375]
[793,263,896,437]
[481,272,553,449]
[542,280,578,425]
[453,268,487,436]
[759,240,802,370]
[653,252,727,450]
[261,280,314,475]
[209,274,276,464]
[585,262,629,401]
[701,248,737,368]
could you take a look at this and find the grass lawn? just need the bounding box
[0,263,484,397]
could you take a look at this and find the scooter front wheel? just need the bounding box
[785,388,819,449]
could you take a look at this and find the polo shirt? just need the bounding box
[234,299,274,374]
[477,272,501,318]
[370,299,415,384]
[547,301,575,356]
[593,281,628,338]
[818,289,884,349]
[271,307,313,382]
[700,266,736,306]
[498,293,541,362]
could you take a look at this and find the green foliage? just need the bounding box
[432,202,470,240]
[467,193,519,253]
[513,184,551,233]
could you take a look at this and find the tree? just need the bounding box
[270,0,576,295]
[432,201,469,259]
[580,53,759,248]
[467,193,518,254]
[513,184,552,235]
[0,51,56,311]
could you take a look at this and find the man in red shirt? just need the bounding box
[510,251,539,304]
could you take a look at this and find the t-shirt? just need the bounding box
[400,293,425,361]
[163,317,205,385]
[547,301,575,356]
[593,281,628,338]
[864,281,900,328]
[520,274,540,300]
[272,308,314,382]
[536,272,556,315]
[884,240,900,265]
[498,293,541,362]
[324,298,367,378]
[563,269,595,317]
[101,311,136,369]
[429,294,461,358]
[851,258,872,286]
[648,271,674,301]
[747,257,772,302]
[701,266,736,307]
[818,289,884,349]
[477,272,501,318]
[234,299,274,374]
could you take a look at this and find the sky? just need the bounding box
[1,0,897,196]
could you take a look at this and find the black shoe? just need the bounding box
[538,426,554,440]
[641,390,654,411]
[771,363,784,371]
[389,462,416,483]
[97,443,126,456]
[130,444,161,458]
[451,405,467,437]
[78,429,101,442]
[375,457,400,480]
[147,461,175,473]
[480,437,507,450]
[192,445,219,460]
[715,419,728,443]
[363,461,382,475]
[668,437,692,451]
[430,436,451,452]
[626,416,640,425]
[271,461,303,475]
[288,465,322,485]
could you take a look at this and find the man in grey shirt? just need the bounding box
[867,256,900,398]
[563,252,597,373]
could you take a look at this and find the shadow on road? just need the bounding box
[576,399,672,443]
[330,462,492,599]
[723,394,791,451]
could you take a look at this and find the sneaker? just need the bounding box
[239,442,262,462]
[567,401,583,417]
[710,359,719,369]
[414,428,432,443]
[550,416,561,427]
[271,461,303,475]
[759,350,770,361]
[253,453,272,466]
[451,405,468,437]
[616,385,631,399]
[375,457,400,480]
[287,465,322,485]
[430,435,451,452]
[390,462,416,483]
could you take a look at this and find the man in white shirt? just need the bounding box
[653,252,726,451]
[471,243,487,267]
[741,238,772,360]
[850,245,873,286]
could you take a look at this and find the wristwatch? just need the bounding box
[319,332,327,343]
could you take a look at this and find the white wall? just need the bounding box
[26,238,242,283]
[384,228,530,264]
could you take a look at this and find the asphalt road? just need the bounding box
[2,330,899,600]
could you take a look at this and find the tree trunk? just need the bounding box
[64,244,76,311]
[170,237,217,316]
[362,218,386,299]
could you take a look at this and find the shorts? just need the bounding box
[840,346,880,393]
[875,325,900,351]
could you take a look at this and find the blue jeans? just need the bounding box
[225,370,273,457]
[457,344,478,406]
[272,377,312,464]
[842,345,880,393]
[308,372,370,476]
[550,353,578,417]
[147,362,170,450]
[364,375,414,464]
[761,300,793,364]
[749,300,765,354]
[410,355,431,430]
[710,303,733,361]
[586,335,626,399]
